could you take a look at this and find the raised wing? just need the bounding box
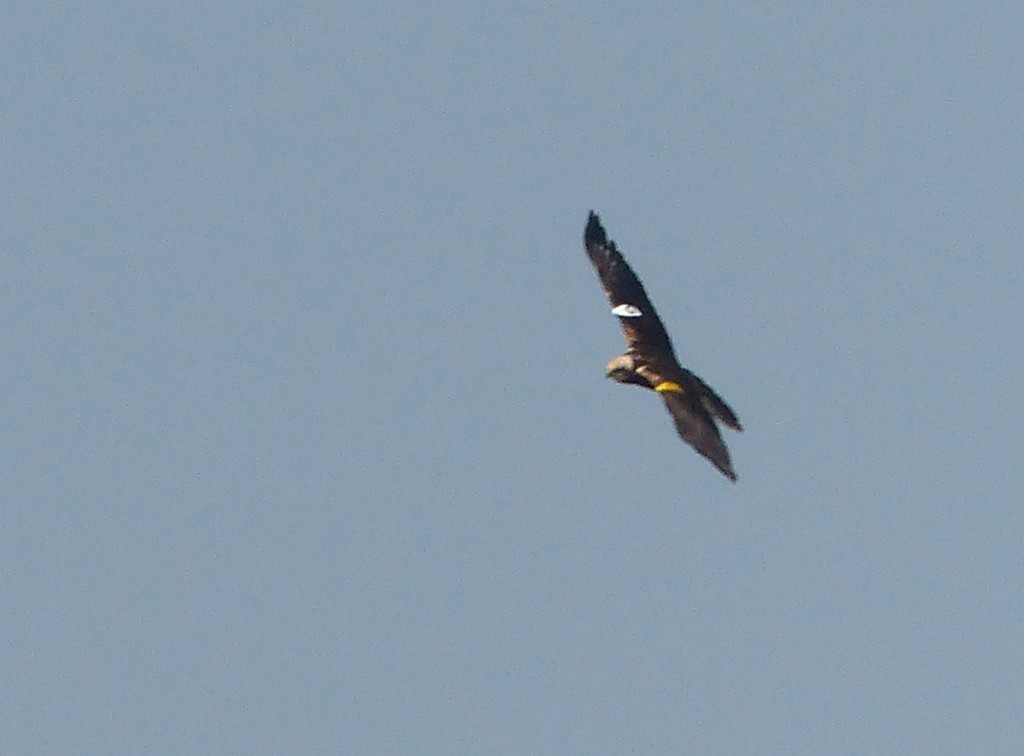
[584,212,675,357]
[661,391,738,481]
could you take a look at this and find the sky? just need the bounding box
[5,2,1024,753]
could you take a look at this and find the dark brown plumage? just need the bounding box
[584,211,742,481]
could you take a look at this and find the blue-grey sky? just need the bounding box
[6,3,1024,753]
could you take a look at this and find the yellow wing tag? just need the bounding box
[654,381,684,394]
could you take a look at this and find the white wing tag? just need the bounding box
[611,303,643,318]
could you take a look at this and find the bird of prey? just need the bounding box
[584,211,743,481]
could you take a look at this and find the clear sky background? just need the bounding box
[5,3,1024,753]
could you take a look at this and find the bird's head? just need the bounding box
[605,354,649,387]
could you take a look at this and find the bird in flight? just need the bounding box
[584,211,742,481]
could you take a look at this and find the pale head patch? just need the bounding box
[611,303,643,318]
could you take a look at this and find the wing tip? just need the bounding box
[709,448,738,481]
[585,210,606,247]
[711,456,738,482]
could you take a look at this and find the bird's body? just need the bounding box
[584,212,742,481]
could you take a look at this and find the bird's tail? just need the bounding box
[692,375,743,432]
